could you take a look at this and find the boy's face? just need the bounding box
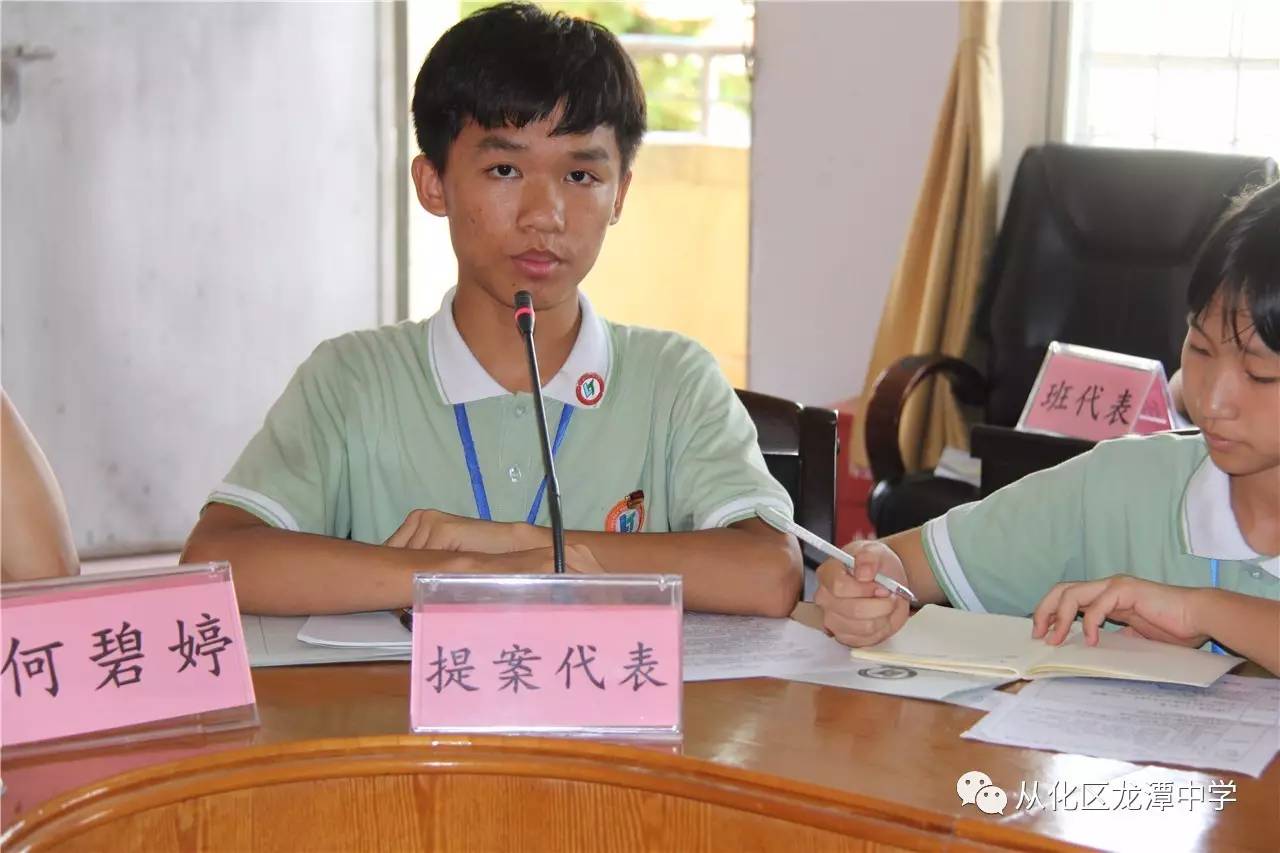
[1180,294,1280,477]
[411,114,631,312]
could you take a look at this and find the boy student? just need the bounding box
[817,179,1280,675]
[182,3,801,616]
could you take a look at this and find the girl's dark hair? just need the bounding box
[1187,178,1280,351]
[412,2,646,174]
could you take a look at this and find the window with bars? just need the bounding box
[619,32,752,145]
[461,1,754,145]
[1065,0,1280,160]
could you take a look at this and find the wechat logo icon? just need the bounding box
[957,770,1006,815]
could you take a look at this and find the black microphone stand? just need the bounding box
[514,291,566,574]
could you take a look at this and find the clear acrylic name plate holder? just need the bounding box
[0,562,259,759]
[1017,341,1177,441]
[409,573,682,742]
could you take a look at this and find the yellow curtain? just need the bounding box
[850,1,1003,472]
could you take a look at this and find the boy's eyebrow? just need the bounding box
[569,146,611,162]
[475,134,527,153]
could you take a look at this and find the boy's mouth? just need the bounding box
[511,250,562,279]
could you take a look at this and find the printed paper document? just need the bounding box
[962,675,1280,777]
[247,616,409,667]
[785,665,1012,707]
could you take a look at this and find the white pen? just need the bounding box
[755,506,918,603]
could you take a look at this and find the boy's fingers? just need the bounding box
[566,544,605,574]
[384,516,418,549]
[410,522,437,550]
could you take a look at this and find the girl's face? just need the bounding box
[1181,293,1280,477]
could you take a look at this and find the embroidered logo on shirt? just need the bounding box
[605,490,645,533]
[575,372,605,406]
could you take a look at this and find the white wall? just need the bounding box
[406,0,459,319]
[1,3,388,556]
[749,0,1058,407]
[1000,1,1060,216]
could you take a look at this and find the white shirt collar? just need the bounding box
[1181,451,1280,578]
[427,287,612,408]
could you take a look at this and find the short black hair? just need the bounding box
[1187,178,1280,352]
[412,2,646,174]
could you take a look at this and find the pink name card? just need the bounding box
[410,603,682,736]
[1,563,256,748]
[1018,343,1174,441]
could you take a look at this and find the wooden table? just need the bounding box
[2,658,1276,851]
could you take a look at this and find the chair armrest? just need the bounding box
[865,354,988,484]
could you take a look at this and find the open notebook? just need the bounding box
[849,605,1241,688]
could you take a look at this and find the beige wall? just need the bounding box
[582,143,750,387]
[750,0,960,408]
[748,1,1060,408]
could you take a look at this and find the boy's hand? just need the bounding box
[1031,574,1209,648]
[383,509,542,554]
[474,544,605,575]
[814,540,911,647]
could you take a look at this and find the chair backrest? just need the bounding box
[974,144,1278,427]
[735,389,837,567]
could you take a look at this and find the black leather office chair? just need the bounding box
[735,389,837,576]
[865,144,1277,536]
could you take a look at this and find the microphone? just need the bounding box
[514,290,566,574]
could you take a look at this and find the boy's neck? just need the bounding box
[1229,467,1280,556]
[451,285,582,394]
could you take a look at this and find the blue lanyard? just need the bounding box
[1209,558,1226,656]
[453,401,574,524]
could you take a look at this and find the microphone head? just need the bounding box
[514,290,535,335]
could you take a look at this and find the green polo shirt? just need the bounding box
[206,289,792,543]
[922,432,1280,616]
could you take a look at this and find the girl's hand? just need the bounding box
[1031,575,1209,648]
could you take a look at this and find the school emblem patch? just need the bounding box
[604,490,645,533]
[575,372,605,407]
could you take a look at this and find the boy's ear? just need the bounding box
[411,154,448,217]
[610,169,633,225]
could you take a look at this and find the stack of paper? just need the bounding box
[244,615,409,667]
[296,612,410,650]
[963,675,1280,777]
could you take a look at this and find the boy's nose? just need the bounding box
[517,180,565,233]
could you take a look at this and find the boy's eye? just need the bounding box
[1186,343,1210,356]
[1246,373,1279,385]
[567,170,598,185]
[488,164,519,178]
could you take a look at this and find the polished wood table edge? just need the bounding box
[0,734,1091,852]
